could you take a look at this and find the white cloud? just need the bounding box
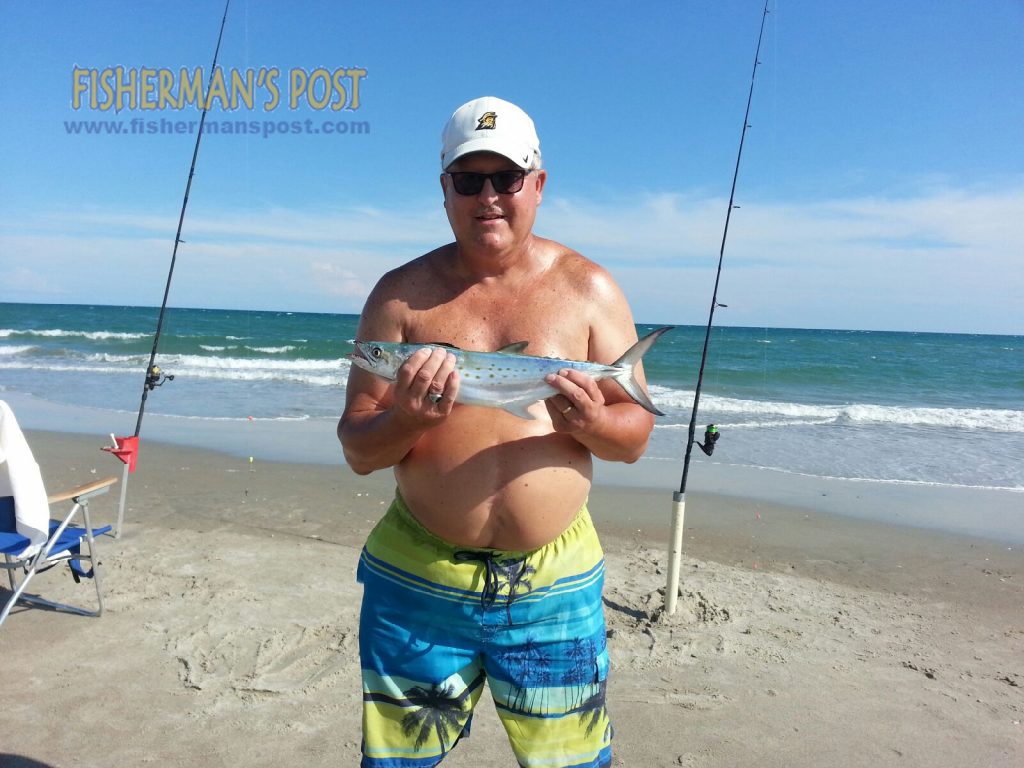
[309,262,368,298]
[2,180,1021,333]
[536,182,1024,332]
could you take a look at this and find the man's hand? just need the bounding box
[391,347,460,425]
[543,369,606,432]
[543,366,653,463]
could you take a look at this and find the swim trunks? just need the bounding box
[357,491,612,768]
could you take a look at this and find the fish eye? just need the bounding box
[371,346,383,358]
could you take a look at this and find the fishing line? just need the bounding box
[665,0,771,614]
[707,325,726,414]
[133,0,232,437]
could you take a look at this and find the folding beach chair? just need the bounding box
[0,400,116,627]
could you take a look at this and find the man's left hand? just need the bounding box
[544,369,605,430]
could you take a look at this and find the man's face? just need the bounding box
[441,151,546,254]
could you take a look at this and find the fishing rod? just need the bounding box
[665,0,771,614]
[133,0,232,437]
[103,0,231,539]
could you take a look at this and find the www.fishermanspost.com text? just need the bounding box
[62,117,371,139]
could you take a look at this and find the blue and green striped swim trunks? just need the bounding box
[357,491,612,768]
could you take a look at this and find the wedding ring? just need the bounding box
[560,404,574,414]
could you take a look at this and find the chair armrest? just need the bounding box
[37,476,119,562]
[47,476,119,504]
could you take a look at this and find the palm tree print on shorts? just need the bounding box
[400,682,471,758]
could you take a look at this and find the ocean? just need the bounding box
[2,302,1022,500]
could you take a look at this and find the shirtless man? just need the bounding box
[339,96,655,768]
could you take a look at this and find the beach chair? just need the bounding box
[0,400,116,627]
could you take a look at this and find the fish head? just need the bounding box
[348,341,406,380]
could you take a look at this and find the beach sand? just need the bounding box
[1,431,1021,767]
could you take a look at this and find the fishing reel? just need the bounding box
[696,424,720,457]
[145,365,175,391]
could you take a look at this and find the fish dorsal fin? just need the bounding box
[495,341,529,354]
[428,342,460,349]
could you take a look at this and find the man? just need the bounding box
[339,96,656,768]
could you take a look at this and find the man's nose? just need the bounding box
[477,178,500,201]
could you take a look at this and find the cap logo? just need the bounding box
[475,111,497,130]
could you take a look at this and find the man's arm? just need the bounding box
[543,265,656,463]
[337,277,459,475]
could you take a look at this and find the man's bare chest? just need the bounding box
[405,292,588,360]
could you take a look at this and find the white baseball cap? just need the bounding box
[440,96,542,171]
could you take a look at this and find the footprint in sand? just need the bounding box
[173,623,355,697]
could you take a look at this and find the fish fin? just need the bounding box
[495,341,530,354]
[611,326,674,416]
[502,400,540,421]
[427,341,460,349]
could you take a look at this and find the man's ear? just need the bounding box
[534,169,547,205]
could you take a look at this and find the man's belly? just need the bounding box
[394,407,593,550]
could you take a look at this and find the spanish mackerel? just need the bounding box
[349,326,673,420]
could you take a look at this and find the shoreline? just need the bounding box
[22,429,1023,606]
[5,388,1022,545]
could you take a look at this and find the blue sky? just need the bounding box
[1,0,1021,334]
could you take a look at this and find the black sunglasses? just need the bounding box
[446,169,534,196]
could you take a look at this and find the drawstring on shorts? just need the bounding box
[453,550,531,624]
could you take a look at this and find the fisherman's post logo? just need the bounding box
[65,65,370,139]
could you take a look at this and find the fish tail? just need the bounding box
[611,326,674,416]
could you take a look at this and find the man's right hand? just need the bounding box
[391,347,460,425]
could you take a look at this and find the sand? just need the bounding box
[1,431,1021,767]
